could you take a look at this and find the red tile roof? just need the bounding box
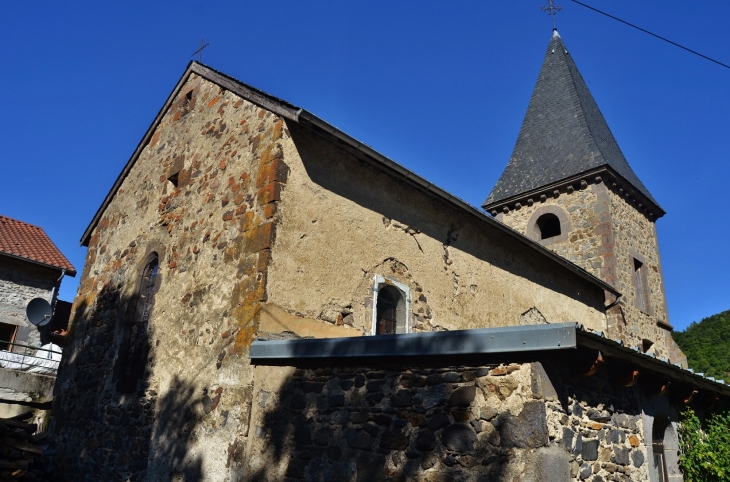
[0,215,76,275]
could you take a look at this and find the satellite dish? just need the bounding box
[26,298,52,327]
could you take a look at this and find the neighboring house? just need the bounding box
[0,214,75,419]
[50,30,723,482]
[0,214,76,348]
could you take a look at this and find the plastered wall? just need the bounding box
[52,71,611,480]
[266,121,608,336]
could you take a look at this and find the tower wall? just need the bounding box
[497,181,677,362]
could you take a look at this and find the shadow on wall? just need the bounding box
[286,121,606,314]
[244,332,550,482]
[49,280,204,481]
[247,367,514,482]
[245,331,652,482]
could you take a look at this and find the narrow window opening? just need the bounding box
[168,172,179,187]
[634,258,650,313]
[185,90,193,103]
[116,255,159,393]
[651,416,670,482]
[536,213,561,239]
[0,323,18,351]
[374,281,408,335]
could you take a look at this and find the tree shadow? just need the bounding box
[245,329,572,482]
[48,280,204,481]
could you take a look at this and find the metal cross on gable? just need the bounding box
[191,38,210,63]
[541,0,562,29]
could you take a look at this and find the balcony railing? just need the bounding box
[0,341,61,376]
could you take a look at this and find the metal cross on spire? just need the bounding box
[191,38,210,63]
[541,0,562,29]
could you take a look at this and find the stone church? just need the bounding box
[50,30,726,481]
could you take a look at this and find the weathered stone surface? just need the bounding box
[350,411,370,423]
[613,446,629,465]
[579,462,592,479]
[631,449,645,467]
[582,439,599,461]
[427,413,450,431]
[391,389,413,408]
[314,427,333,446]
[447,386,476,407]
[346,429,375,450]
[562,427,574,450]
[440,424,477,453]
[499,400,548,448]
[399,373,426,388]
[380,430,409,450]
[415,430,437,451]
[414,385,448,409]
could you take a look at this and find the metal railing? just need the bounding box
[0,340,61,376]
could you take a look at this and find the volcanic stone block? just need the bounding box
[499,400,548,448]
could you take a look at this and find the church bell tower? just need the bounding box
[483,30,685,365]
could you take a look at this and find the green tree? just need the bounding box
[678,408,730,481]
[673,309,730,380]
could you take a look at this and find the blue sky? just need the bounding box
[2,1,728,331]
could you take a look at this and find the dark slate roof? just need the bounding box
[484,30,659,209]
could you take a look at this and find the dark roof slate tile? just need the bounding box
[484,31,659,209]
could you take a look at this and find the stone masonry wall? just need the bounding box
[495,186,603,280]
[267,121,608,335]
[52,73,291,480]
[497,181,673,361]
[607,189,670,358]
[0,256,58,347]
[247,360,651,481]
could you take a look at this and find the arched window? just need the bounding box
[526,206,571,244]
[116,255,159,393]
[372,276,410,335]
[376,286,405,335]
[536,213,561,239]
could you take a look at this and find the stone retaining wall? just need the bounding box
[247,360,651,481]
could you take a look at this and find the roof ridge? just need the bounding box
[0,214,44,230]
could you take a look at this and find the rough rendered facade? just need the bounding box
[50,31,714,482]
[51,64,614,480]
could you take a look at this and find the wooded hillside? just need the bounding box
[673,309,730,381]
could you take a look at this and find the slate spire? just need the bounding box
[484,30,661,213]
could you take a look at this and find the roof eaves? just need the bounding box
[250,323,578,361]
[576,326,730,397]
[483,165,665,220]
[0,251,76,277]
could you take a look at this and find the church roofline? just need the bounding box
[482,165,666,220]
[79,62,620,298]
